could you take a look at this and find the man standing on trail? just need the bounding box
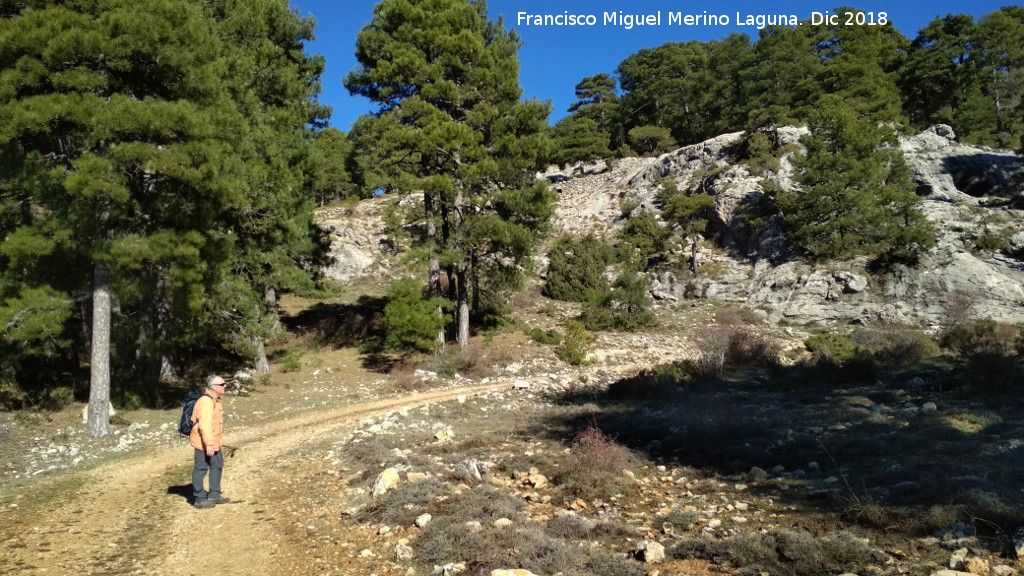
[191,375,230,509]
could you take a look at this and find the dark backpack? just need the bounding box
[178,389,212,436]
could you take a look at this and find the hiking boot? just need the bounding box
[209,496,231,505]
[193,498,216,509]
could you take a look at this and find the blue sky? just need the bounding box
[291,0,1014,131]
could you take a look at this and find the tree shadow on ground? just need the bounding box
[279,296,387,350]
[539,361,1024,549]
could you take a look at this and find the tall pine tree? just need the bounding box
[346,0,552,347]
[0,0,327,433]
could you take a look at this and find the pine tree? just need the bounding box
[345,0,553,347]
[0,0,327,432]
[900,15,981,131]
[974,7,1024,148]
[566,73,621,149]
[547,117,611,165]
[658,179,715,273]
[780,95,934,264]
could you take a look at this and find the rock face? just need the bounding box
[318,125,1024,327]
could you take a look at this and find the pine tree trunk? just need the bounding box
[264,284,278,317]
[425,192,445,346]
[254,338,270,373]
[457,266,469,347]
[87,263,112,439]
[160,356,179,381]
[690,237,698,274]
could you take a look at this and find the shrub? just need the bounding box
[725,328,783,367]
[528,327,562,345]
[851,323,939,366]
[722,530,880,576]
[976,230,1010,252]
[558,425,638,500]
[804,333,864,366]
[693,327,732,379]
[279,350,301,373]
[619,211,670,264]
[941,319,1022,381]
[542,234,612,302]
[382,277,453,353]
[941,289,978,335]
[423,344,485,378]
[580,269,657,331]
[0,379,28,411]
[942,319,1021,360]
[358,477,448,526]
[554,321,590,366]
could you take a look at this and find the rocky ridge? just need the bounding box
[322,126,1024,329]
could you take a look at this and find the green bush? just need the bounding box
[527,327,562,345]
[280,350,301,373]
[805,333,865,366]
[554,321,590,365]
[0,378,27,411]
[619,211,670,264]
[941,319,1022,381]
[542,234,612,302]
[976,231,1010,252]
[851,324,939,366]
[382,277,453,353]
[580,269,657,331]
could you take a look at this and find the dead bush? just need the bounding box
[725,328,784,367]
[357,477,448,525]
[714,305,765,326]
[724,530,881,576]
[941,288,979,335]
[416,510,644,576]
[693,327,731,378]
[664,508,701,531]
[430,485,527,524]
[557,425,638,500]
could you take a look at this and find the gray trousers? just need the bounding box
[192,449,223,501]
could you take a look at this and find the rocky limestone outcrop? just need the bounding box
[318,125,1024,328]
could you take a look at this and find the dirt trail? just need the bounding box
[1,383,500,576]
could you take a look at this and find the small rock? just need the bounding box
[372,468,401,497]
[526,472,548,489]
[395,544,414,562]
[922,402,938,413]
[494,518,513,529]
[965,558,990,576]
[491,570,539,576]
[633,540,666,563]
[950,548,969,570]
[407,472,431,483]
[415,513,432,528]
[747,467,768,482]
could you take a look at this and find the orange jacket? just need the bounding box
[189,394,223,452]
